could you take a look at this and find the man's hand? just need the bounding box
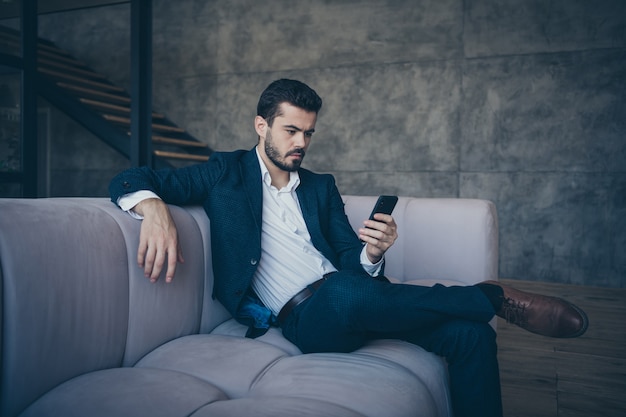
[133,198,184,283]
[358,213,398,264]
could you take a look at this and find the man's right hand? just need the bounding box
[133,198,184,283]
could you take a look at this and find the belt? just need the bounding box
[277,275,330,324]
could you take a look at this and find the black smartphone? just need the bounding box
[368,195,398,221]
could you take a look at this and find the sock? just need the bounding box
[476,283,505,311]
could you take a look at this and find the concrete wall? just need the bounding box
[38,0,626,287]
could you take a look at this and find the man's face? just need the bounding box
[257,103,317,172]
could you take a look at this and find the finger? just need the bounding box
[359,229,383,247]
[165,245,179,283]
[177,245,185,264]
[364,215,393,231]
[371,213,393,224]
[137,239,147,268]
[143,244,158,281]
[362,220,383,232]
[150,247,167,282]
[360,225,386,240]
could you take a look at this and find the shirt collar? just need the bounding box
[255,147,301,192]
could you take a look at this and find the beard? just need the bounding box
[264,130,306,172]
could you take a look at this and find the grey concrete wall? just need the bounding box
[38,0,626,288]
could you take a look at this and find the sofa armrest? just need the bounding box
[342,196,498,286]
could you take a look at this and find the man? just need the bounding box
[109,79,588,417]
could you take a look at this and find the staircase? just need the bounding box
[0,26,211,167]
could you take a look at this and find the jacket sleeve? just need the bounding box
[109,155,226,207]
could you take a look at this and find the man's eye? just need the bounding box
[286,130,296,135]
[305,132,314,138]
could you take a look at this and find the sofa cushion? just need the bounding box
[133,334,447,417]
[135,334,289,398]
[247,350,437,417]
[191,396,363,417]
[19,368,227,417]
[211,318,303,355]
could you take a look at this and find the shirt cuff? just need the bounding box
[117,190,161,219]
[360,246,384,276]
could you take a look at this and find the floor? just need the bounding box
[497,279,626,417]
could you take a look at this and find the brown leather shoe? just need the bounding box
[485,281,589,338]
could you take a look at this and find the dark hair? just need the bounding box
[257,79,322,126]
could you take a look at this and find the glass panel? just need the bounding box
[39,97,130,197]
[0,66,21,173]
[0,0,21,57]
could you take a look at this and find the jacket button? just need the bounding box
[250,259,258,265]
[235,290,243,296]
[122,181,131,189]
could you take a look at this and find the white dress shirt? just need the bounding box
[117,148,383,315]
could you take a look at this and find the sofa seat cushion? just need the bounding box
[191,396,363,417]
[211,318,303,355]
[136,334,290,398]
[245,350,438,416]
[19,368,227,417]
[132,333,448,417]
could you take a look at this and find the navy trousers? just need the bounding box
[280,270,503,417]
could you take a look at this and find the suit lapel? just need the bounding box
[296,181,319,233]
[240,148,263,232]
[297,177,330,256]
[239,149,332,263]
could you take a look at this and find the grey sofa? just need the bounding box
[0,196,498,417]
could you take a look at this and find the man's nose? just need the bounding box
[293,132,306,147]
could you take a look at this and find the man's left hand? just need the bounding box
[359,213,398,264]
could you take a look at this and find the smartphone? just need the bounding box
[368,195,398,221]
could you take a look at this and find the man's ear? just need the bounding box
[254,116,267,138]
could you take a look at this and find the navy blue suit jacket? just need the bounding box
[109,148,367,318]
